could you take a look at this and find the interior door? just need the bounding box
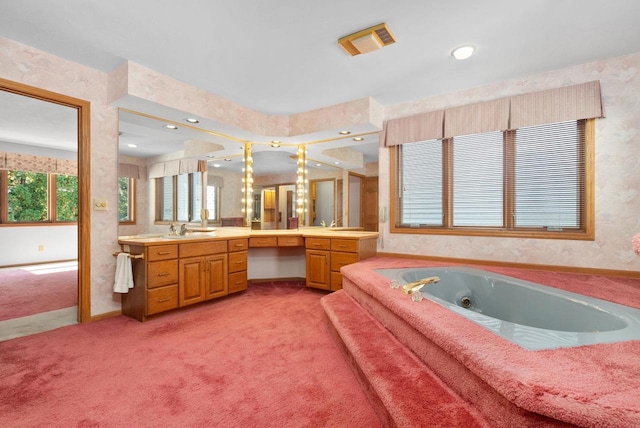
[363,176,379,231]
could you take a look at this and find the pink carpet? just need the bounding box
[0,266,77,321]
[338,257,640,427]
[322,290,489,427]
[0,281,380,427]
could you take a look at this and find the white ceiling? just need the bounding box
[2,0,640,171]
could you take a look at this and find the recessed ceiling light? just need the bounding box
[333,161,340,165]
[316,163,322,167]
[127,144,137,148]
[451,45,475,60]
[353,137,364,142]
[224,158,232,161]
[339,130,351,135]
[185,118,199,124]
[212,164,221,168]
[164,124,178,130]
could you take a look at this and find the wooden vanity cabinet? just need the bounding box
[228,238,248,294]
[121,244,179,321]
[179,241,228,306]
[305,236,377,291]
[305,238,331,290]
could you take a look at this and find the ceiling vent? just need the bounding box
[338,23,396,56]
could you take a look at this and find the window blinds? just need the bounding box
[510,120,585,229]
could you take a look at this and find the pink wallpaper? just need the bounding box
[2,33,639,319]
[380,53,640,273]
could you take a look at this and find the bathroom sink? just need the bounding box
[163,232,216,239]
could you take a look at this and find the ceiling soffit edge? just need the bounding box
[108,61,381,143]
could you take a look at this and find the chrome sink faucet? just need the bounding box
[169,223,178,236]
[180,224,188,236]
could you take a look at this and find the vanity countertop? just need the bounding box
[118,227,378,246]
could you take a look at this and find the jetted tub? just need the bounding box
[376,266,640,350]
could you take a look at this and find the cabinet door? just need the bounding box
[305,249,331,290]
[179,257,206,306]
[204,253,228,300]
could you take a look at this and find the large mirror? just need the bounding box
[0,80,89,339]
[117,109,379,234]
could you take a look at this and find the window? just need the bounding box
[0,170,78,224]
[156,172,217,223]
[206,184,221,222]
[392,119,593,239]
[118,176,135,223]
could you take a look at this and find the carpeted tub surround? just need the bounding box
[337,257,640,428]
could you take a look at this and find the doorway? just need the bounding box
[0,78,91,326]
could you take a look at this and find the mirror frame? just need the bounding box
[0,77,91,323]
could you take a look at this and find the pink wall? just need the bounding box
[379,53,640,272]
[2,34,638,319]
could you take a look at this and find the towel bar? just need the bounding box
[112,251,144,260]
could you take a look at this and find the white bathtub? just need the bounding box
[376,266,640,350]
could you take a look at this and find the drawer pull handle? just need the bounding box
[234,281,243,285]
[156,298,171,303]
[157,251,171,255]
[337,244,347,248]
[235,260,244,264]
[235,243,243,247]
[157,272,170,277]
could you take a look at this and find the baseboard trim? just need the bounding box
[376,252,640,279]
[0,259,77,270]
[90,310,121,322]
[249,276,306,284]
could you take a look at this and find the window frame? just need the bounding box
[118,176,136,225]
[390,119,595,240]
[0,169,79,226]
[154,172,218,224]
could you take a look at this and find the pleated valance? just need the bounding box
[119,163,142,179]
[148,159,208,179]
[56,159,78,175]
[510,80,603,129]
[0,152,77,175]
[444,98,510,138]
[382,80,604,146]
[380,110,444,147]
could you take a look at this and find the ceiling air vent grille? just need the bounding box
[338,23,396,56]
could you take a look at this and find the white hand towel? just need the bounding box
[114,252,134,293]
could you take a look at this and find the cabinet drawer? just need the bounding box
[305,237,330,250]
[228,271,248,294]
[277,236,304,247]
[148,260,178,288]
[228,238,249,252]
[249,237,277,247]
[147,285,178,315]
[180,240,227,258]
[330,252,359,272]
[147,244,178,261]
[228,251,248,273]
[331,239,358,253]
[331,271,343,291]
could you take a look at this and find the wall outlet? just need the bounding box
[38,245,44,252]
